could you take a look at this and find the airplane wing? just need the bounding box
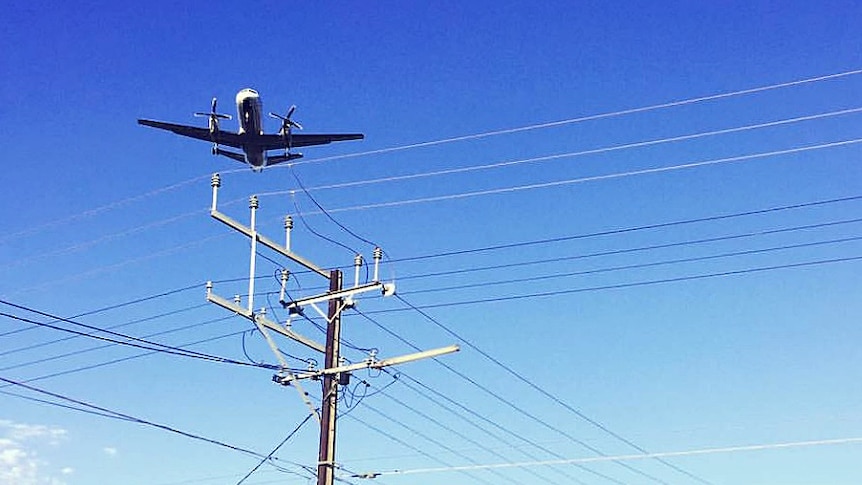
[258,133,364,150]
[137,119,244,149]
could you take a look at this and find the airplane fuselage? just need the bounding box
[235,88,266,167]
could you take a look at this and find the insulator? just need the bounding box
[284,216,294,229]
[373,247,383,261]
[249,195,259,209]
[210,173,221,187]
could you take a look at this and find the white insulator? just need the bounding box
[354,254,363,287]
[210,174,221,211]
[284,216,293,250]
[372,247,383,282]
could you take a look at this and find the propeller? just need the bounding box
[269,105,303,153]
[194,97,232,136]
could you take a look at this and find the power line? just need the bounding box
[378,369,594,484]
[5,68,858,245]
[388,193,862,264]
[11,140,860,301]
[386,253,862,311]
[310,138,862,216]
[361,436,862,477]
[0,206,207,272]
[288,165,380,252]
[0,281,201,338]
[0,328,261,390]
[395,295,711,484]
[397,216,862,282]
[236,413,316,485]
[365,379,590,485]
[0,374,314,480]
[355,310,634,484]
[0,302,209,358]
[340,410,520,485]
[355,400,526,485]
[19,104,858,279]
[0,299,278,371]
[0,175,211,245]
[259,106,862,197]
[401,234,862,297]
[0,315,234,373]
[278,67,862,170]
[352,309,675,485]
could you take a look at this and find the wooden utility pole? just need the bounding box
[317,269,342,485]
[204,175,458,485]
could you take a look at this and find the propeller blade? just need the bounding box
[286,105,296,119]
[211,97,218,112]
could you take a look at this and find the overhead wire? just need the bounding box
[288,164,380,252]
[339,407,516,485]
[401,234,862,297]
[0,374,314,480]
[359,436,862,477]
[395,294,711,484]
[14,103,858,282]
[3,231,230,297]
[235,412,316,485]
[308,138,862,216]
[8,248,858,393]
[0,299,279,371]
[352,399,554,485]
[362,377,587,485]
[388,193,862,264]
[0,302,210,358]
[0,328,260,390]
[351,309,681,485]
[278,67,862,170]
[5,67,858,248]
[8,138,860,300]
[0,281,202,338]
[396,216,862,282]
[257,105,862,197]
[0,314,234,373]
[10,199,859,377]
[388,253,862,310]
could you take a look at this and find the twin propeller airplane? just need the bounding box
[138,88,363,171]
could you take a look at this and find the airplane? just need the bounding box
[138,88,363,171]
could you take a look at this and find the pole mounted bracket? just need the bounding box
[291,345,460,381]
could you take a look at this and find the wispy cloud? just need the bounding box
[103,446,118,457]
[0,420,69,485]
[0,420,67,446]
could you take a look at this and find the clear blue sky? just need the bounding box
[2,1,862,484]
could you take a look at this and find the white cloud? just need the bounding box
[61,467,74,475]
[0,420,68,485]
[0,439,40,484]
[103,446,118,457]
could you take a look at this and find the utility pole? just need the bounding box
[204,174,458,485]
[317,269,342,485]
